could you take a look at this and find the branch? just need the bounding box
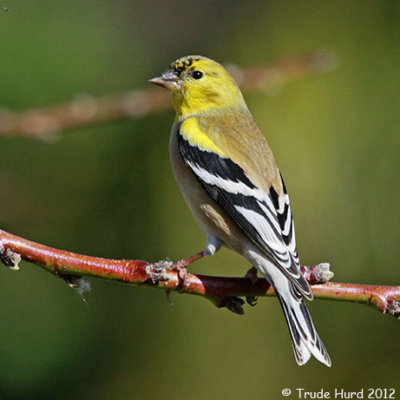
[1,229,399,317]
[0,51,335,139]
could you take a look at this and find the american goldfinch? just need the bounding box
[150,55,331,367]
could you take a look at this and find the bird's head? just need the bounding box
[149,55,244,117]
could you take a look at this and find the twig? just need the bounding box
[1,229,399,317]
[0,51,335,139]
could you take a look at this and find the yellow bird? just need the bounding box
[150,55,331,366]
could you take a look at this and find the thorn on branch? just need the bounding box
[165,290,173,305]
[0,246,21,270]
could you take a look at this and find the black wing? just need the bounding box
[177,131,311,299]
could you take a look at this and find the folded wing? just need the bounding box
[177,130,312,299]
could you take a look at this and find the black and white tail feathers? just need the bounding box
[276,285,331,366]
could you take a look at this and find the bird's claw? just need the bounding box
[222,296,245,315]
[246,296,258,306]
[171,251,204,282]
[171,261,189,282]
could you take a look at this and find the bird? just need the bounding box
[149,55,331,366]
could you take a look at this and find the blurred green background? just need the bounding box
[0,1,399,399]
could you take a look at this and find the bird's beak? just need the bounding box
[149,69,179,91]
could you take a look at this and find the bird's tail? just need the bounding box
[251,254,331,366]
[276,287,331,366]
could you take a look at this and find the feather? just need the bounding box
[177,130,312,299]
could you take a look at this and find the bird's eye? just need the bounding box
[192,70,203,80]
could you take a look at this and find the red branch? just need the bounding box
[1,229,399,317]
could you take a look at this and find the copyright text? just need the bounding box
[281,388,396,399]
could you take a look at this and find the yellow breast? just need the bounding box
[180,117,226,157]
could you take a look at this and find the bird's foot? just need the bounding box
[172,251,204,281]
[301,262,334,284]
[222,296,245,315]
[246,296,258,306]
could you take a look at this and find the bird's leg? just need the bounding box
[244,266,259,306]
[172,235,222,281]
[172,251,204,281]
[244,266,259,285]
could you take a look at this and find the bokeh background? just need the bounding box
[0,1,399,399]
